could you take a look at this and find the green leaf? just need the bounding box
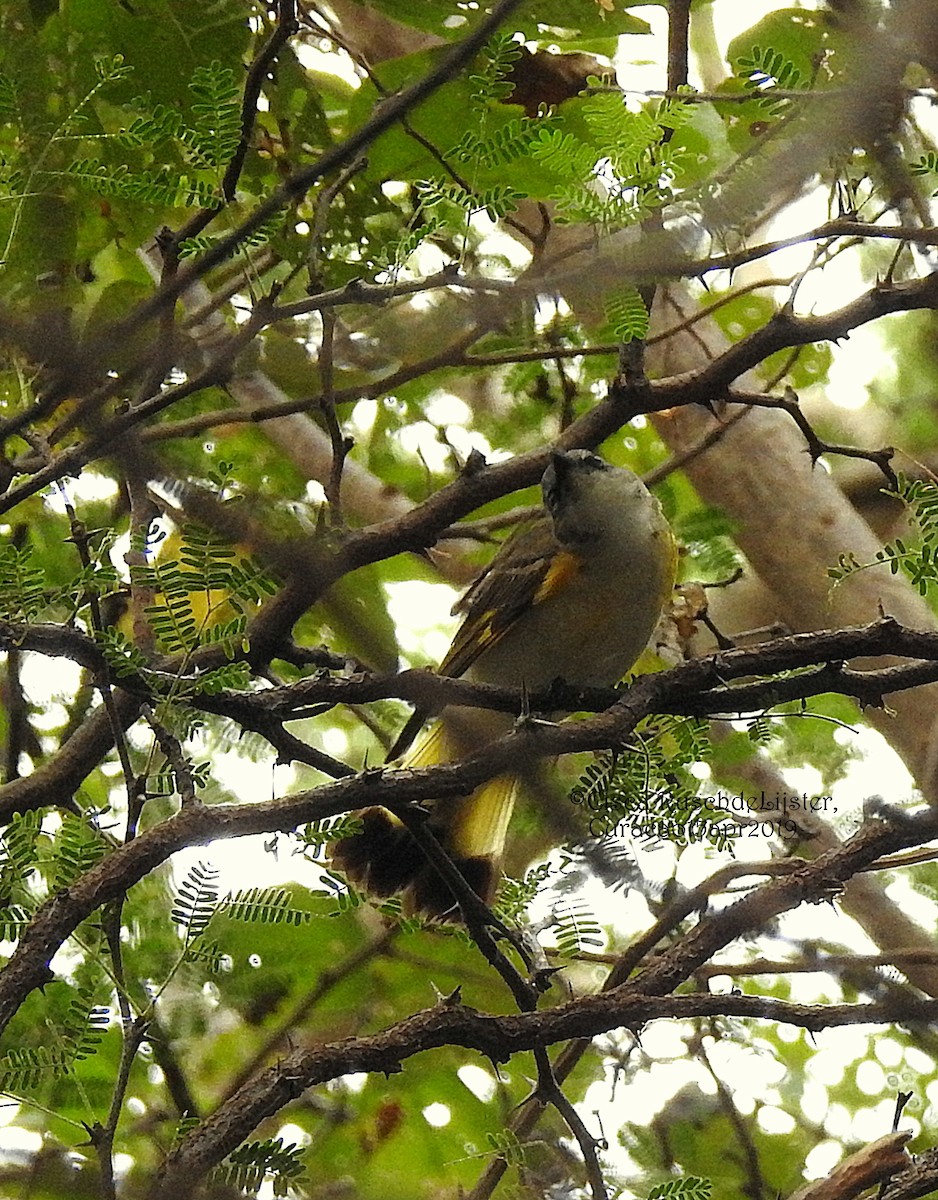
[213,1138,306,1197]
[727,9,842,88]
[602,287,649,343]
[221,887,312,927]
[64,158,220,206]
[647,1178,712,1200]
[551,898,604,956]
[172,861,220,940]
[50,814,107,889]
[185,60,241,172]
[0,543,47,622]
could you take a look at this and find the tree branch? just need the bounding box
[153,971,938,1196]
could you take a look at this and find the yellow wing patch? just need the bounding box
[471,616,499,650]
[438,529,572,679]
[533,548,582,604]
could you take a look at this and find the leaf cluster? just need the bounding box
[829,473,938,597]
[569,716,729,850]
[0,982,107,1093]
[212,1137,306,1198]
[130,520,276,655]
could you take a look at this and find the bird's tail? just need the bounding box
[330,717,517,919]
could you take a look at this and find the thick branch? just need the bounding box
[152,924,938,1195]
[4,620,938,1038]
[5,616,938,819]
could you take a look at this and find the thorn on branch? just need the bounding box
[533,966,563,993]
[462,448,488,476]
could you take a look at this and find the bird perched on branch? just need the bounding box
[332,448,677,918]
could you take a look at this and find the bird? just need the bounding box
[109,527,262,652]
[331,447,678,918]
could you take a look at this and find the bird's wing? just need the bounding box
[386,519,565,762]
[439,518,571,679]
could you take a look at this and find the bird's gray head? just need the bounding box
[542,448,646,549]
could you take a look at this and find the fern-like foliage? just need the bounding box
[828,472,938,595]
[212,1137,307,1198]
[529,87,688,230]
[529,127,597,182]
[184,938,230,974]
[1,53,242,261]
[372,215,445,278]
[191,660,253,692]
[0,810,41,902]
[468,33,522,112]
[0,1046,73,1093]
[178,213,282,259]
[912,151,938,195]
[144,764,183,799]
[413,56,687,260]
[551,898,604,957]
[0,522,125,628]
[736,45,804,93]
[142,577,202,652]
[116,60,241,183]
[150,698,207,745]
[131,520,274,655]
[603,287,649,344]
[414,178,525,222]
[61,983,110,1062]
[65,159,220,207]
[172,861,220,941]
[0,983,108,1093]
[570,716,730,850]
[117,101,188,150]
[169,1115,201,1148]
[220,886,311,927]
[295,814,365,861]
[63,561,122,607]
[734,45,805,116]
[142,757,210,806]
[447,116,545,169]
[397,32,529,250]
[95,624,152,677]
[313,867,367,917]
[582,93,659,158]
[50,813,108,890]
[0,904,31,941]
[0,543,47,622]
[495,861,553,924]
[747,715,777,745]
[485,1128,527,1168]
[647,1177,712,1200]
[0,54,161,266]
[185,521,274,603]
[675,506,743,584]
[581,91,692,183]
[185,61,242,172]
